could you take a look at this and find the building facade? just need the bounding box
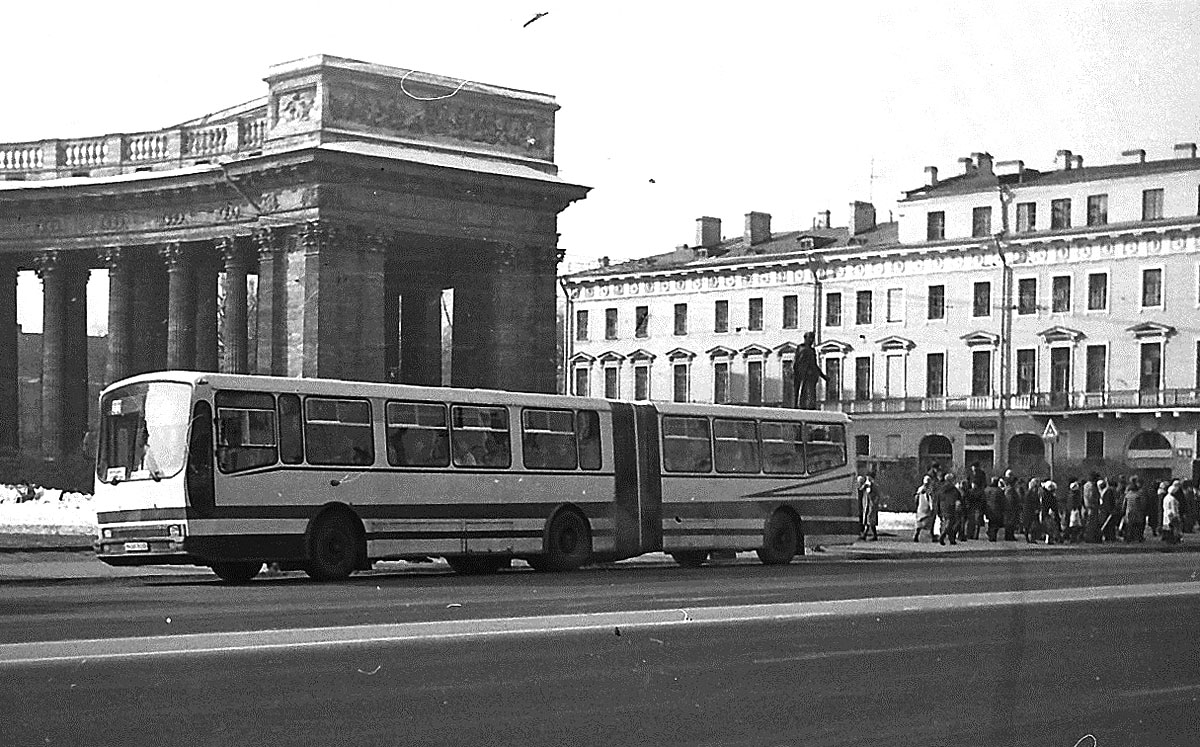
[563,144,1200,482]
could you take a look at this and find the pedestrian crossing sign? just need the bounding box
[1041,419,1059,442]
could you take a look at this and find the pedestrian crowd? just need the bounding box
[906,462,1195,546]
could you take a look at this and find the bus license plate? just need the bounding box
[124,541,150,553]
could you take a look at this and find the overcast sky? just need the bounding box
[6,0,1199,333]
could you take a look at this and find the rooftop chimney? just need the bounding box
[995,159,1025,179]
[958,157,976,175]
[924,166,939,186]
[1175,142,1198,159]
[971,152,994,174]
[848,201,876,237]
[1055,149,1074,170]
[1121,148,1146,164]
[695,216,721,249]
[745,211,771,246]
[1073,155,1084,170]
[814,210,832,229]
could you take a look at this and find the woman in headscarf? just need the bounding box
[913,474,936,542]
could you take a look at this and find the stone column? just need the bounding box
[159,242,196,370]
[219,236,249,374]
[100,246,133,384]
[357,231,387,382]
[253,227,286,376]
[36,250,88,460]
[0,258,18,462]
[193,250,219,372]
[132,247,168,374]
[399,281,444,386]
[450,244,498,390]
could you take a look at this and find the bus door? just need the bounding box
[611,404,663,555]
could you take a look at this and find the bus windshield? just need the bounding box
[96,382,193,484]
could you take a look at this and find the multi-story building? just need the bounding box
[563,142,1200,483]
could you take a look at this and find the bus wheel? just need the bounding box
[670,551,709,568]
[756,512,800,565]
[306,511,362,581]
[541,510,592,571]
[210,561,263,583]
[447,556,509,575]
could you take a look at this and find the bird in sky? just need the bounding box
[523,12,549,28]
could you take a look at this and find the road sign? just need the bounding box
[1041,419,1059,442]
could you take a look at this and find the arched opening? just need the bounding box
[919,434,953,475]
[1128,431,1171,452]
[1008,433,1047,480]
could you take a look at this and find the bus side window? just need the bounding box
[214,391,278,473]
[713,418,759,474]
[451,405,511,468]
[804,422,847,474]
[386,401,450,467]
[305,397,374,466]
[278,393,304,464]
[187,401,214,513]
[661,416,712,473]
[522,408,577,470]
[577,410,601,470]
[761,421,805,474]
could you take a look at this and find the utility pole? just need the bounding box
[995,184,1015,474]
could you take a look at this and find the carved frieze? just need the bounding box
[327,82,553,160]
[275,87,317,125]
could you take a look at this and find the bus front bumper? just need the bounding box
[94,523,194,565]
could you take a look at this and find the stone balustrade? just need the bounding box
[0,110,268,180]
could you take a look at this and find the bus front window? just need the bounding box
[97,382,192,483]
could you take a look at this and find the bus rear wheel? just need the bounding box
[670,551,709,568]
[757,512,801,565]
[306,511,362,581]
[538,510,592,571]
[210,561,263,583]
[446,556,509,575]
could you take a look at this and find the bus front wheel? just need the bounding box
[756,512,801,565]
[210,561,263,583]
[539,510,592,571]
[306,511,362,581]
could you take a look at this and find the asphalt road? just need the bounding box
[3,555,1200,746]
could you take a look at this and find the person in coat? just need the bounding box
[1040,480,1062,544]
[858,475,879,541]
[1002,469,1021,541]
[983,477,1006,542]
[792,331,829,409]
[936,473,962,546]
[1162,483,1182,544]
[1122,476,1145,542]
[1082,473,1101,543]
[1098,478,1117,542]
[1022,476,1042,543]
[913,475,937,542]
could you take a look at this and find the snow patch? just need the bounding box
[0,485,96,535]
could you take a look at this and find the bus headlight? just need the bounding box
[168,525,183,537]
[102,529,112,539]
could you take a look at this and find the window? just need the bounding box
[216,391,277,473]
[748,297,764,331]
[713,361,730,404]
[1016,202,1036,233]
[855,434,870,457]
[972,206,992,237]
[1140,342,1162,391]
[761,421,804,474]
[825,292,842,326]
[1050,348,1070,394]
[824,358,841,402]
[747,360,764,406]
[805,422,847,473]
[1051,275,1071,313]
[1086,194,1108,226]
[782,295,799,329]
[713,419,760,474]
[1085,345,1106,393]
[575,309,588,341]
[635,306,648,338]
[1017,278,1037,315]
[1142,188,1164,221]
[926,211,945,241]
[782,356,795,406]
[672,363,689,402]
[1051,198,1072,229]
[972,281,991,317]
[886,288,903,322]
[304,397,373,466]
[1142,268,1163,307]
[573,366,590,397]
[661,415,712,472]
[856,290,873,325]
[927,285,945,320]
[714,300,729,333]
[1086,431,1105,460]
[1087,273,1108,311]
[971,350,992,397]
[451,404,510,468]
[522,409,579,470]
[278,393,303,465]
[926,353,945,397]
[386,401,450,467]
[673,303,688,335]
[604,308,618,340]
[577,410,601,470]
[1016,349,1036,395]
[854,357,872,401]
[603,366,619,399]
[634,365,650,400]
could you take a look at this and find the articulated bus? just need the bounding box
[94,371,859,582]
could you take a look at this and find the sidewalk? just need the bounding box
[824,526,1200,560]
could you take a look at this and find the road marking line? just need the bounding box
[753,641,963,664]
[3,581,1198,666]
[1120,683,1200,698]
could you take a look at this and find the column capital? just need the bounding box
[158,241,186,268]
[97,246,126,270]
[253,226,283,259]
[33,250,61,279]
[301,219,329,251]
[216,236,247,267]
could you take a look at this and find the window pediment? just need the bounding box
[961,330,1000,347]
[773,342,797,356]
[667,347,696,361]
[1037,325,1085,344]
[598,351,625,364]
[569,352,596,364]
[1126,322,1176,340]
[627,348,656,362]
[706,345,737,359]
[818,339,853,355]
[740,344,771,358]
[877,335,915,351]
